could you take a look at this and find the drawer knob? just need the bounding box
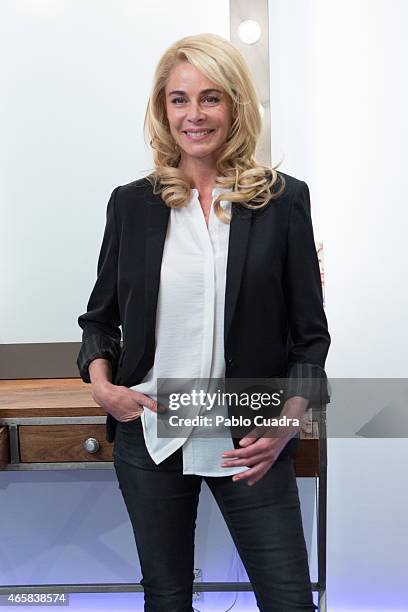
[83,437,100,453]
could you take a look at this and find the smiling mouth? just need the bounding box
[182,129,215,140]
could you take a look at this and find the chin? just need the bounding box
[185,149,220,159]
[184,140,224,154]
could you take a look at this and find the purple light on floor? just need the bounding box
[1,591,279,611]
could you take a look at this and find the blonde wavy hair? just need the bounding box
[143,33,285,223]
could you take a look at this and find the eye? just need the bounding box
[171,97,186,105]
[170,95,221,105]
[203,95,220,104]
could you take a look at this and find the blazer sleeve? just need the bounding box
[76,186,122,383]
[282,180,331,407]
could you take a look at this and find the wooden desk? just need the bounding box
[0,378,323,475]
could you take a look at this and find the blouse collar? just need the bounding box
[191,186,233,210]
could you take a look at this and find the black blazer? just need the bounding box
[77,172,330,457]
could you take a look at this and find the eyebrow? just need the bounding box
[167,88,223,96]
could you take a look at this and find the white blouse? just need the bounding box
[129,186,248,477]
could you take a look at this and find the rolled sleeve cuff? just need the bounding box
[76,333,121,383]
[284,362,331,408]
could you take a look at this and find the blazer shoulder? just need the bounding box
[112,175,156,216]
[257,172,306,218]
[276,171,307,199]
[117,175,153,196]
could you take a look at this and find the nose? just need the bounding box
[186,101,206,123]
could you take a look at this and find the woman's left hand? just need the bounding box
[220,396,310,486]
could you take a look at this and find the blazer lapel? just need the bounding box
[143,189,170,359]
[224,204,253,346]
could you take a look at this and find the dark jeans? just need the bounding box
[113,417,317,612]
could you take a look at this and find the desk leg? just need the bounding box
[318,588,327,612]
[317,408,328,612]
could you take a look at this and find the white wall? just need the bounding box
[269,1,408,610]
[0,0,231,344]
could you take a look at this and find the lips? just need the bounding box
[182,129,215,140]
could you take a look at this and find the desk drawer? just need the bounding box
[19,425,113,463]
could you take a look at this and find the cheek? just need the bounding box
[215,108,232,131]
[170,113,184,132]
[165,106,179,127]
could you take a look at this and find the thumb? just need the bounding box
[136,393,159,413]
[239,436,252,446]
[239,426,262,445]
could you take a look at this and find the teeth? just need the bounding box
[185,130,212,136]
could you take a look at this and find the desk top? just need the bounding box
[0,378,102,418]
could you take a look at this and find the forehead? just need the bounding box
[165,61,220,92]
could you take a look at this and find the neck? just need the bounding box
[178,156,218,194]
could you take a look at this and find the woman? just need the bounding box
[77,33,330,612]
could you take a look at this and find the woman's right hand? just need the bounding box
[91,381,159,423]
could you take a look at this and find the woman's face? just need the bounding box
[164,60,232,166]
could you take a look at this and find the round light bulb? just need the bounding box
[238,19,262,45]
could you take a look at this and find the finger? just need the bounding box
[120,414,142,422]
[133,393,158,413]
[118,404,144,422]
[238,425,267,446]
[222,444,276,464]
[221,452,268,468]
[222,439,269,459]
[232,461,270,483]
[247,474,265,486]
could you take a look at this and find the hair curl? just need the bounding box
[143,33,285,223]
